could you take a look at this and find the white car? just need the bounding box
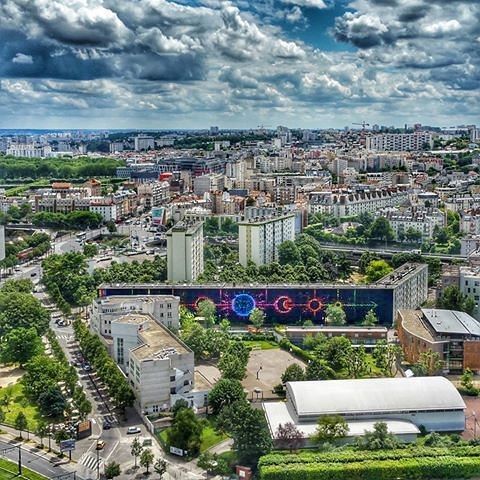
[127,426,141,435]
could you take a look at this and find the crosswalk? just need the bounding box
[56,334,73,341]
[102,414,117,425]
[79,452,103,472]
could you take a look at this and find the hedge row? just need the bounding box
[260,456,480,480]
[259,446,480,466]
[279,338,314,362]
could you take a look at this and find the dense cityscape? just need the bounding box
[0,0,479,479]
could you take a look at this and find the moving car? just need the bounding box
[126,426,141,435]
[96,440,105,450]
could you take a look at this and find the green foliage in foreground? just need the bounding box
[259,446,480,480]
[0,457,47,479]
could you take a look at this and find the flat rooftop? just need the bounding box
[96,294,179,305]
[128,315,190,361]
[375,263,427,287]
[398,310,438,343]
[422,308,480,337]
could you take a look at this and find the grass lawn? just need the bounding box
[243,340,279,350]
[157,419,228,455]
[0,458,47,480]
[0,382,43,430]
[200,424,228,452]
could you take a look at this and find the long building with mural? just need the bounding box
[97,263,428,325]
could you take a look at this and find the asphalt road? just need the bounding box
[0,438,72,479]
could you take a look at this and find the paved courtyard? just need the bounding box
[195,348,306,400]
[0,365,23,388]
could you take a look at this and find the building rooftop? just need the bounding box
[285,326,387,334]
[421,308,480,337]
[398,310,438,343]
[287,377,465,417]
[263,401,420,438]
[375,263,427,287]
[129,315,190,361]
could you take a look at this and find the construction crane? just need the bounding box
[352,121,370,131]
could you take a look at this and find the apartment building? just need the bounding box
[238,212,295,266]
[137,182,170,209]
[134,135,155,151]
[460,266,480,320]
[308,187,409,218]
[91,295,180,338]
[111,313,194,414]
[167,221,204,282]
[193,173,225,196]
[6,143,52,158]
[460,210,480,235]
[381,207,445,241]
[366,132,433,152]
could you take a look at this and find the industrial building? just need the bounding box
[397,308,480,372]
[263,377,465,445]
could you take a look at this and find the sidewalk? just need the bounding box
[0,424,75,468]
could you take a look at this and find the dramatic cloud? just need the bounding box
[0,0,478,128]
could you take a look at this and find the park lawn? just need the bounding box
[243,340,279,350]
[0,458,47,480]
[200,424,228,452]
[0,382,43,430]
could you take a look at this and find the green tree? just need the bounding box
[35,421,49,449]
[362,309,378,326]
[325,304,346,326]
[218,353,247,380]
[131,437,143,468]
[365,259,393,282]
[220,401,272,465]
[305,358,335,381]
[437,285,475,315]
[105,461,121,479]
[359,252,380,274]
[345,345,369,378]
[368,217,394,242]
[320,336,352,370]
[153,458,167,478]
[0,408,5,424]
[166,407,202,456]
[208,378,246,415]
[249,307,265,329]
[460,368,478,395]
[83,243,99,257]
[413,349,443,376]
[372,340,403,377]
[38,386,66,417]
[196,299,217,327]
[0,327,43,366]
[140,448,155,474]
[219,318,231,333]
[281,364,305,384]
[15,411,28,439]
[313,415,349,444]
[278,241,301,265]
[357,421,399,450]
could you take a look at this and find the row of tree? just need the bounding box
[73,320,135,412]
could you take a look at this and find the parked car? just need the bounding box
[83,363,91,372]
[126,426,141,435]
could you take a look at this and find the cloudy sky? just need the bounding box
[0,0,478,129]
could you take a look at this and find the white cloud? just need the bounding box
[281,0,327,9]
[11,53,33,64]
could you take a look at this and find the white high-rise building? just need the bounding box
[134,134,155,151]
[6,144,52,158]
[238,213,295,266]
[0,225,5,262]
[366,132,433,151]
[167,221,204,282]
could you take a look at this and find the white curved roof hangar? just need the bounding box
[287,377,465,417]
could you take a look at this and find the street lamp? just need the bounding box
[256,365,263,380]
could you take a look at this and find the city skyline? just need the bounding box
[0,0,478,129]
